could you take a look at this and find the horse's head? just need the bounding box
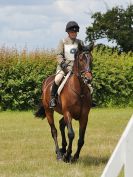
[74,43,94,84]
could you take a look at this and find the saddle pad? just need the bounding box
[57,71,71,96]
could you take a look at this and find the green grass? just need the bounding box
[0,108,133,177]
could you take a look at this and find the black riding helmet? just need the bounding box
[66,21,80,32]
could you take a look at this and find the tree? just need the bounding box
[86,5,133,52]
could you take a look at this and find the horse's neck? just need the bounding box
[73,59,79,74]
[69,73,81,94]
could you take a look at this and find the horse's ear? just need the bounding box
[82,42,95,53]
[88,41,94,52]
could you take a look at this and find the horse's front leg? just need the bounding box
[59,117,67,155]
[46,111,62,160]
[63,112,75,162]
[72,115,88,162]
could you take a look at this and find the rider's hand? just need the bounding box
[60,61,67,70]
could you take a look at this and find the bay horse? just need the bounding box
[35,45,93,162]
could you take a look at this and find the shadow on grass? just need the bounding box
[79,155,109,166]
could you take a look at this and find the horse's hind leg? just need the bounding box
[63,112,75,162]
[46,110,62,160]
[59,117,67,155]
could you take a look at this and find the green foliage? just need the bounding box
[92,46,133,107]
[0,46,133,110]
[0,47,57,110]
[86,5,133,52]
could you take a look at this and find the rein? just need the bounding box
[75,52,91,85]
[69,51,92,98]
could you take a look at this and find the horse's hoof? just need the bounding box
[71,155,79,163]
[63,153,72,163]
[57,153,63,161]
[71,157,78,163]
[59,148,66,156]
[57,157,63,161]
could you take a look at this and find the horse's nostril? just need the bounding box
[84,77,91,84]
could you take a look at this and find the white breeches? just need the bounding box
[55,70,65,85]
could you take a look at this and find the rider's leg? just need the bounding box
[86,76,96,107]
[87,84,97,107]
[87,84,93,94]
[49,70,65,108]
[49,82,59,108]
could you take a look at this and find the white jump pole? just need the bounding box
[101,114,133,177]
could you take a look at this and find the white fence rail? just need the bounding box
[101,114,133,177]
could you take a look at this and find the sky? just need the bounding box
[0,0,132,50]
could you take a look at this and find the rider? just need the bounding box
[49,21,93,108]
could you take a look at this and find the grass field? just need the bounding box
[0,108,133,177]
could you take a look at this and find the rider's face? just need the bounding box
[68,31,77,39]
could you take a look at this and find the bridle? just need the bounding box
[75,51,92,85]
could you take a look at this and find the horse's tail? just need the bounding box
[34,98,46,119]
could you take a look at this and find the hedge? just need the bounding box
[92,47,133,107]
[0,47,57,110]
[0,46,133,110]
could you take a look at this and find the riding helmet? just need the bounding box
[66,21,80,32]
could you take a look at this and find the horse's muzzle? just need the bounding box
[84,77,91,84]
[84,72,92,83]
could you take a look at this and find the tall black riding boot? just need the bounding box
[49,82,59,108]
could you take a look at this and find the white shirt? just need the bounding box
[64,43,78,61]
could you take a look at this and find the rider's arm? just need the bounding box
[56,40,65,64]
